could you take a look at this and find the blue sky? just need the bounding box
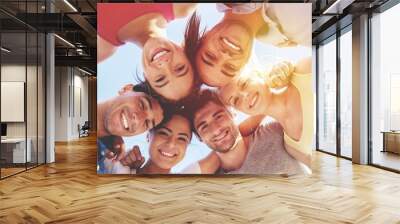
[98,3,311,173]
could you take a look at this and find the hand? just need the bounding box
[277,40,297,48]
[120,145,145,169]
[266,61,294,89]
[104,136,126,162]
[118,83,134,95]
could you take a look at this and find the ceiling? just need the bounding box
[0,0,393,76]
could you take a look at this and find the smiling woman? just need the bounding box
[138,112,192,174]
[218,58,314,167]
[142,37,195,102]
[97,3,199,102]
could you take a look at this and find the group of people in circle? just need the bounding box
[97,3,313,175]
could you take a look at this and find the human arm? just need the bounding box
[181,152,221,174]
[198,152,221,174]
[239,114,266,137]
[97,35,116,63]
[294,57,311,74]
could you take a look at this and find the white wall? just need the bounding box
[55,67,69,141]
[54,67,89,141]
[1,64,46,163]
[1,65,42,138]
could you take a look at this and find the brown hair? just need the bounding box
[133,12,204,107]
[149,105,193,141]
[186,88,232,138]
[183,11,204,93]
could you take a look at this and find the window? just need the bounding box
[318,37,337,154]
[339,28,352,158]
[370,2,400,171]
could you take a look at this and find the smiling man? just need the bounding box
[97,91,164,174]
[97,92,164,138]
[186,89,308,175]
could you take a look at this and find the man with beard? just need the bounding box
[183,89,308,175]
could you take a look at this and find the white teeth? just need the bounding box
[152,50,168,62]
[214,129,229,142]
[160,150,175,158]
[222,38,240,51]
[121,113,129,130]
[250,93,259,108]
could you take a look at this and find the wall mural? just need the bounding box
[97,3,313,175]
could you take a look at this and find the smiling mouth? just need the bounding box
[249,92,259,109]
[151,48,170,62]
[212,128,230,143]
[120,110,130,131]
[158,149,177,159]
[221,37,241,51]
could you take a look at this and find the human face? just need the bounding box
[219,75,268,115]
[194,101,239,153]
[148,115,191,170]
[195,20,253,87]
[143,37,194,101]
[103,92,163,137]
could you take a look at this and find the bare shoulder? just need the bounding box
[294,57,312,74]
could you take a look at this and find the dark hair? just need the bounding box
[132,12,204,106]
[182,11,204,98]
[184,11,204,70]
[186,88,230,138]
[149,105,193,141]
[132,12,207,128]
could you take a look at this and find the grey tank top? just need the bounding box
[229,120,305,175]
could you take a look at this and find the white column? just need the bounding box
[46,33,55,163]
[45,1,55,163]
[352,14,369,164]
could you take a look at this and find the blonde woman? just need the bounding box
[218,57,314,166]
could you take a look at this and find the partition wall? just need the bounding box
[0,0,47,179]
